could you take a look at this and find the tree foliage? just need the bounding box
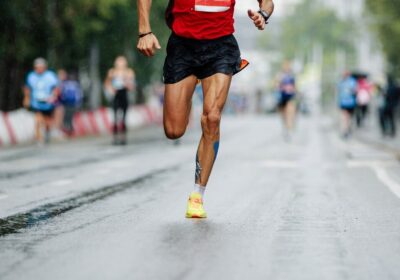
[0,0,169,111]
[259,0,356,105]
[365,0,400,76]
[280,0,355,60]
[260,0,355,66]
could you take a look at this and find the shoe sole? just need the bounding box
[186,214,207,219]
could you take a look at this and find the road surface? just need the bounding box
[1,113,400,280]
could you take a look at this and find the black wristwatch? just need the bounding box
[258,10,271,23]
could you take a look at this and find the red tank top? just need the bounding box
[167,0,235,40]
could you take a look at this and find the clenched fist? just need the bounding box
[137,33,161,57]
[248,10,266,30]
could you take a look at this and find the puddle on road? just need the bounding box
[0,166,178,237]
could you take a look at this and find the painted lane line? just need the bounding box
[347,160,400,199]
[373,166,400,199]
[0,193,8,200]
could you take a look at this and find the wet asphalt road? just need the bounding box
[1,113,400,280]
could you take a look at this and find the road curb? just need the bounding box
[0,105,162,148]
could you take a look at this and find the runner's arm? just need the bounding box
[259,0,274,17]
[23,86,31,108]
[104,69,115,95]
[136,0,161,57]
[48,78,60,104]
[248,0,274,30]
[52,86,60,100]
[137,0,151,34]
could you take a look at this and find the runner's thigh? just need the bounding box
[164,75,198,127]
[201,73,232,113]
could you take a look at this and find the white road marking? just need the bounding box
[374,166,400,199]
[261,160,299,169]
[0,193,8,200]
[347,160,400,199]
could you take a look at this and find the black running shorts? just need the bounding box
[30,107,54,117]
[163,33,242,84]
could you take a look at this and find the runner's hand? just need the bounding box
[248,10,266,30]
[137,34,161,57]
[47,95,57,104]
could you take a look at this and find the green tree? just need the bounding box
[365,0,400,76]
[259,0,356,105]
[0,0,169,111]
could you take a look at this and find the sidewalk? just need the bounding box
[355,118,400,155]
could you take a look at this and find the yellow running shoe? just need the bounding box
[186,192,207,219]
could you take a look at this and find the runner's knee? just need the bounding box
[164,124,186,140]
[202,109,221,135]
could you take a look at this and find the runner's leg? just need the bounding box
[281,105,288,130]
[195,73,232,187]
[34,112,44,142]
[112,94,119,143]
[280,103,291,139]
[44,114,53,143]
[341,109,351,137]
[120,100,128,144]
[286,100,296,131]
[164,75,198,139]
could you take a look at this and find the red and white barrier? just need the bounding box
[0,104,162,147]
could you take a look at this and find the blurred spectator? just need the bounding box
[104,56,136,145]
[54,69,68,132]
[337,71,357,139]
[378,76,399,137]
[276,61,297,140]
[60,72,83,136]
[23,58,59,144]
[355,76,373,127]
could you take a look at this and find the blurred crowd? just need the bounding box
[23,56,136,145]
[337,71,399,139]
[21,55,400,146]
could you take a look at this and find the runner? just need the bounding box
[379,75,399,137]
[355,76,372,128]
[137,0,274,218]
[337,71,357,139]
[24,58,59,144]
[276,61,297,141]
[60,72,82,136]
[104,56,136,145]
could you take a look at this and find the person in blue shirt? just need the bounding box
[60,71,83,136]
[24,58,59,144]
[337,71,357,138]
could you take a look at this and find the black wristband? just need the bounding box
[138,32,153,38]
[258,10,270,23]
